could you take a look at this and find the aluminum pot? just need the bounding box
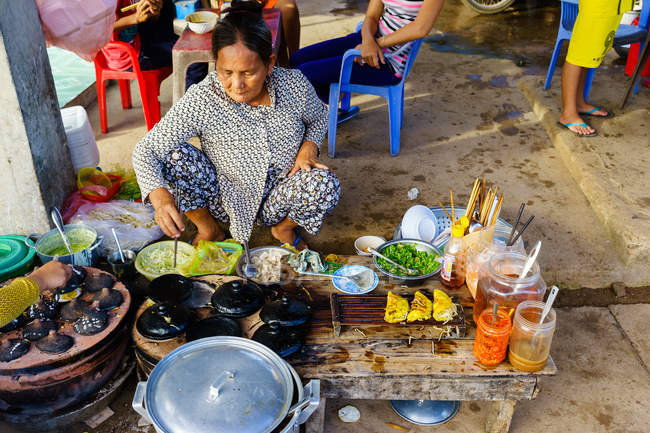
[25,224,103,266]
[132,337,320,433]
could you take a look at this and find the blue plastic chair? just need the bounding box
[545,0,649,99]
[327,29,424,157]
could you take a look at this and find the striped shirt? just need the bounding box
[377,0,424,77]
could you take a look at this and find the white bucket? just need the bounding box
[61,106,100,172]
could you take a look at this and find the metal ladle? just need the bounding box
[242,240,257,278]
[50,207,73,257]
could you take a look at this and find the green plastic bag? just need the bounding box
[179,241,243,276]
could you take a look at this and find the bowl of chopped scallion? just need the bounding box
[373,239,442,284]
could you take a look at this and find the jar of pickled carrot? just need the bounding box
[473,308,511,366]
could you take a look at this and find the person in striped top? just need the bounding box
[290,0,445,117]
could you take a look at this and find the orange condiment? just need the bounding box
[473,309,511,366]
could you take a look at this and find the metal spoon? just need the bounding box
[50,207,73,257]
[298,269,374,290]
[367,248,419,276]
[518,240,541,280]
[242,240,257,278]
[539,286,559,325]
[111,228,125,264]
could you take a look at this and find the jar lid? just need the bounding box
[259,295,311,327]
[145,337,294,433]
[0,235,36,282]
[186,316,242,341]
[211,280,264,318]
[148,274,193,304]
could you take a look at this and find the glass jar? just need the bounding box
[508,300,556,372]
[473,308,511,366]
[465,227,525,299]
[473,252,547,324]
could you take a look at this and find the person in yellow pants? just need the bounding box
[558,0,634,137]
[0,262,71,328]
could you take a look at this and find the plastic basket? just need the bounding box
[393,206,514,250]
[174,0,201,19]
[184,241,243,276]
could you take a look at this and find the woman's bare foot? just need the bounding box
[271,220,309,250]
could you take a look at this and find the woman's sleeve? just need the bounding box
[132,85,209,202]
[0,278,40,328]
[297,71,329,149]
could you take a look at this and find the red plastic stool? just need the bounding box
[93,36,172,133]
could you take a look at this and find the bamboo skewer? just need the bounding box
[465,178,480,219]
[449,188,455,224]
[437,200,453,222]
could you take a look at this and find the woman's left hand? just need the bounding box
[288,141,329,177]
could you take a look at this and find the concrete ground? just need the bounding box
[5,0,647,432]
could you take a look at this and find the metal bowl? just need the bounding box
[236,246,293,286]
[373,239,442,285]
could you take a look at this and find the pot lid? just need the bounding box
[186,316,241,342]
[260,295,311,327]
[148,274,193,304]
[252,323,304,358]
[145,337,294,433]
[136,303,190,340]
[211,280,264,318]
[0,235,35,281]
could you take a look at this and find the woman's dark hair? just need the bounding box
[211,0,273,65]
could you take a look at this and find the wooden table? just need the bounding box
[171,9,282,103]
[285,255,557,433]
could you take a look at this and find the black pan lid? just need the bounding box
[251,323,304,358]
[259,295,311,327]
[148,274,193,305]
[136,303,190,340]
[186,316,242,342]
[211,280,264,319]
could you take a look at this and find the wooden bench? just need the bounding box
[287,255,556,433]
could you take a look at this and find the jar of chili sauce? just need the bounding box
[473,308,511,366]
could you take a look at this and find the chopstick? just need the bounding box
[121,1,139,12]
[437,200,453,222]
[508,215,534,246]
[508,203,526,245]
[490,195,503,226]
[465,178,480,219]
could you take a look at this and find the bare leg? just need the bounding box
[271,216,309,249]
[559,61,596,136]
[575,69,609,116]
[185,208,225,245]
[275,0,300,67]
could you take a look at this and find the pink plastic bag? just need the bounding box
[36,0,117,62]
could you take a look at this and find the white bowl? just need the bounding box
[185,11,218,34]
[401,205,438,242]
[354,236,386,256]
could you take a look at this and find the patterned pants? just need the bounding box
[162,143,341,235]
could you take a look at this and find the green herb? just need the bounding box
[376,243,440,276]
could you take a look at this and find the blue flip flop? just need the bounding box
[337,106,360,124]
[578,107,613,119]
[557,121,597,137]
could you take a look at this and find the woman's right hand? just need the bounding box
[356,41,385,69]
[149,188,185,238]
[28,261,72,293]
[135,0,158,24]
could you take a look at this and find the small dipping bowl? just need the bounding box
[107,250,136,281]
[354,236,386,256]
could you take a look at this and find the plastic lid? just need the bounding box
[451,224,465,238]
[145,337,293,433]
[0,235,36,281]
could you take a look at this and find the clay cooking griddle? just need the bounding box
[330,291,466,338]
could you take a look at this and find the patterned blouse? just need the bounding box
[377,0,424,77]
[132,67,329,241]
